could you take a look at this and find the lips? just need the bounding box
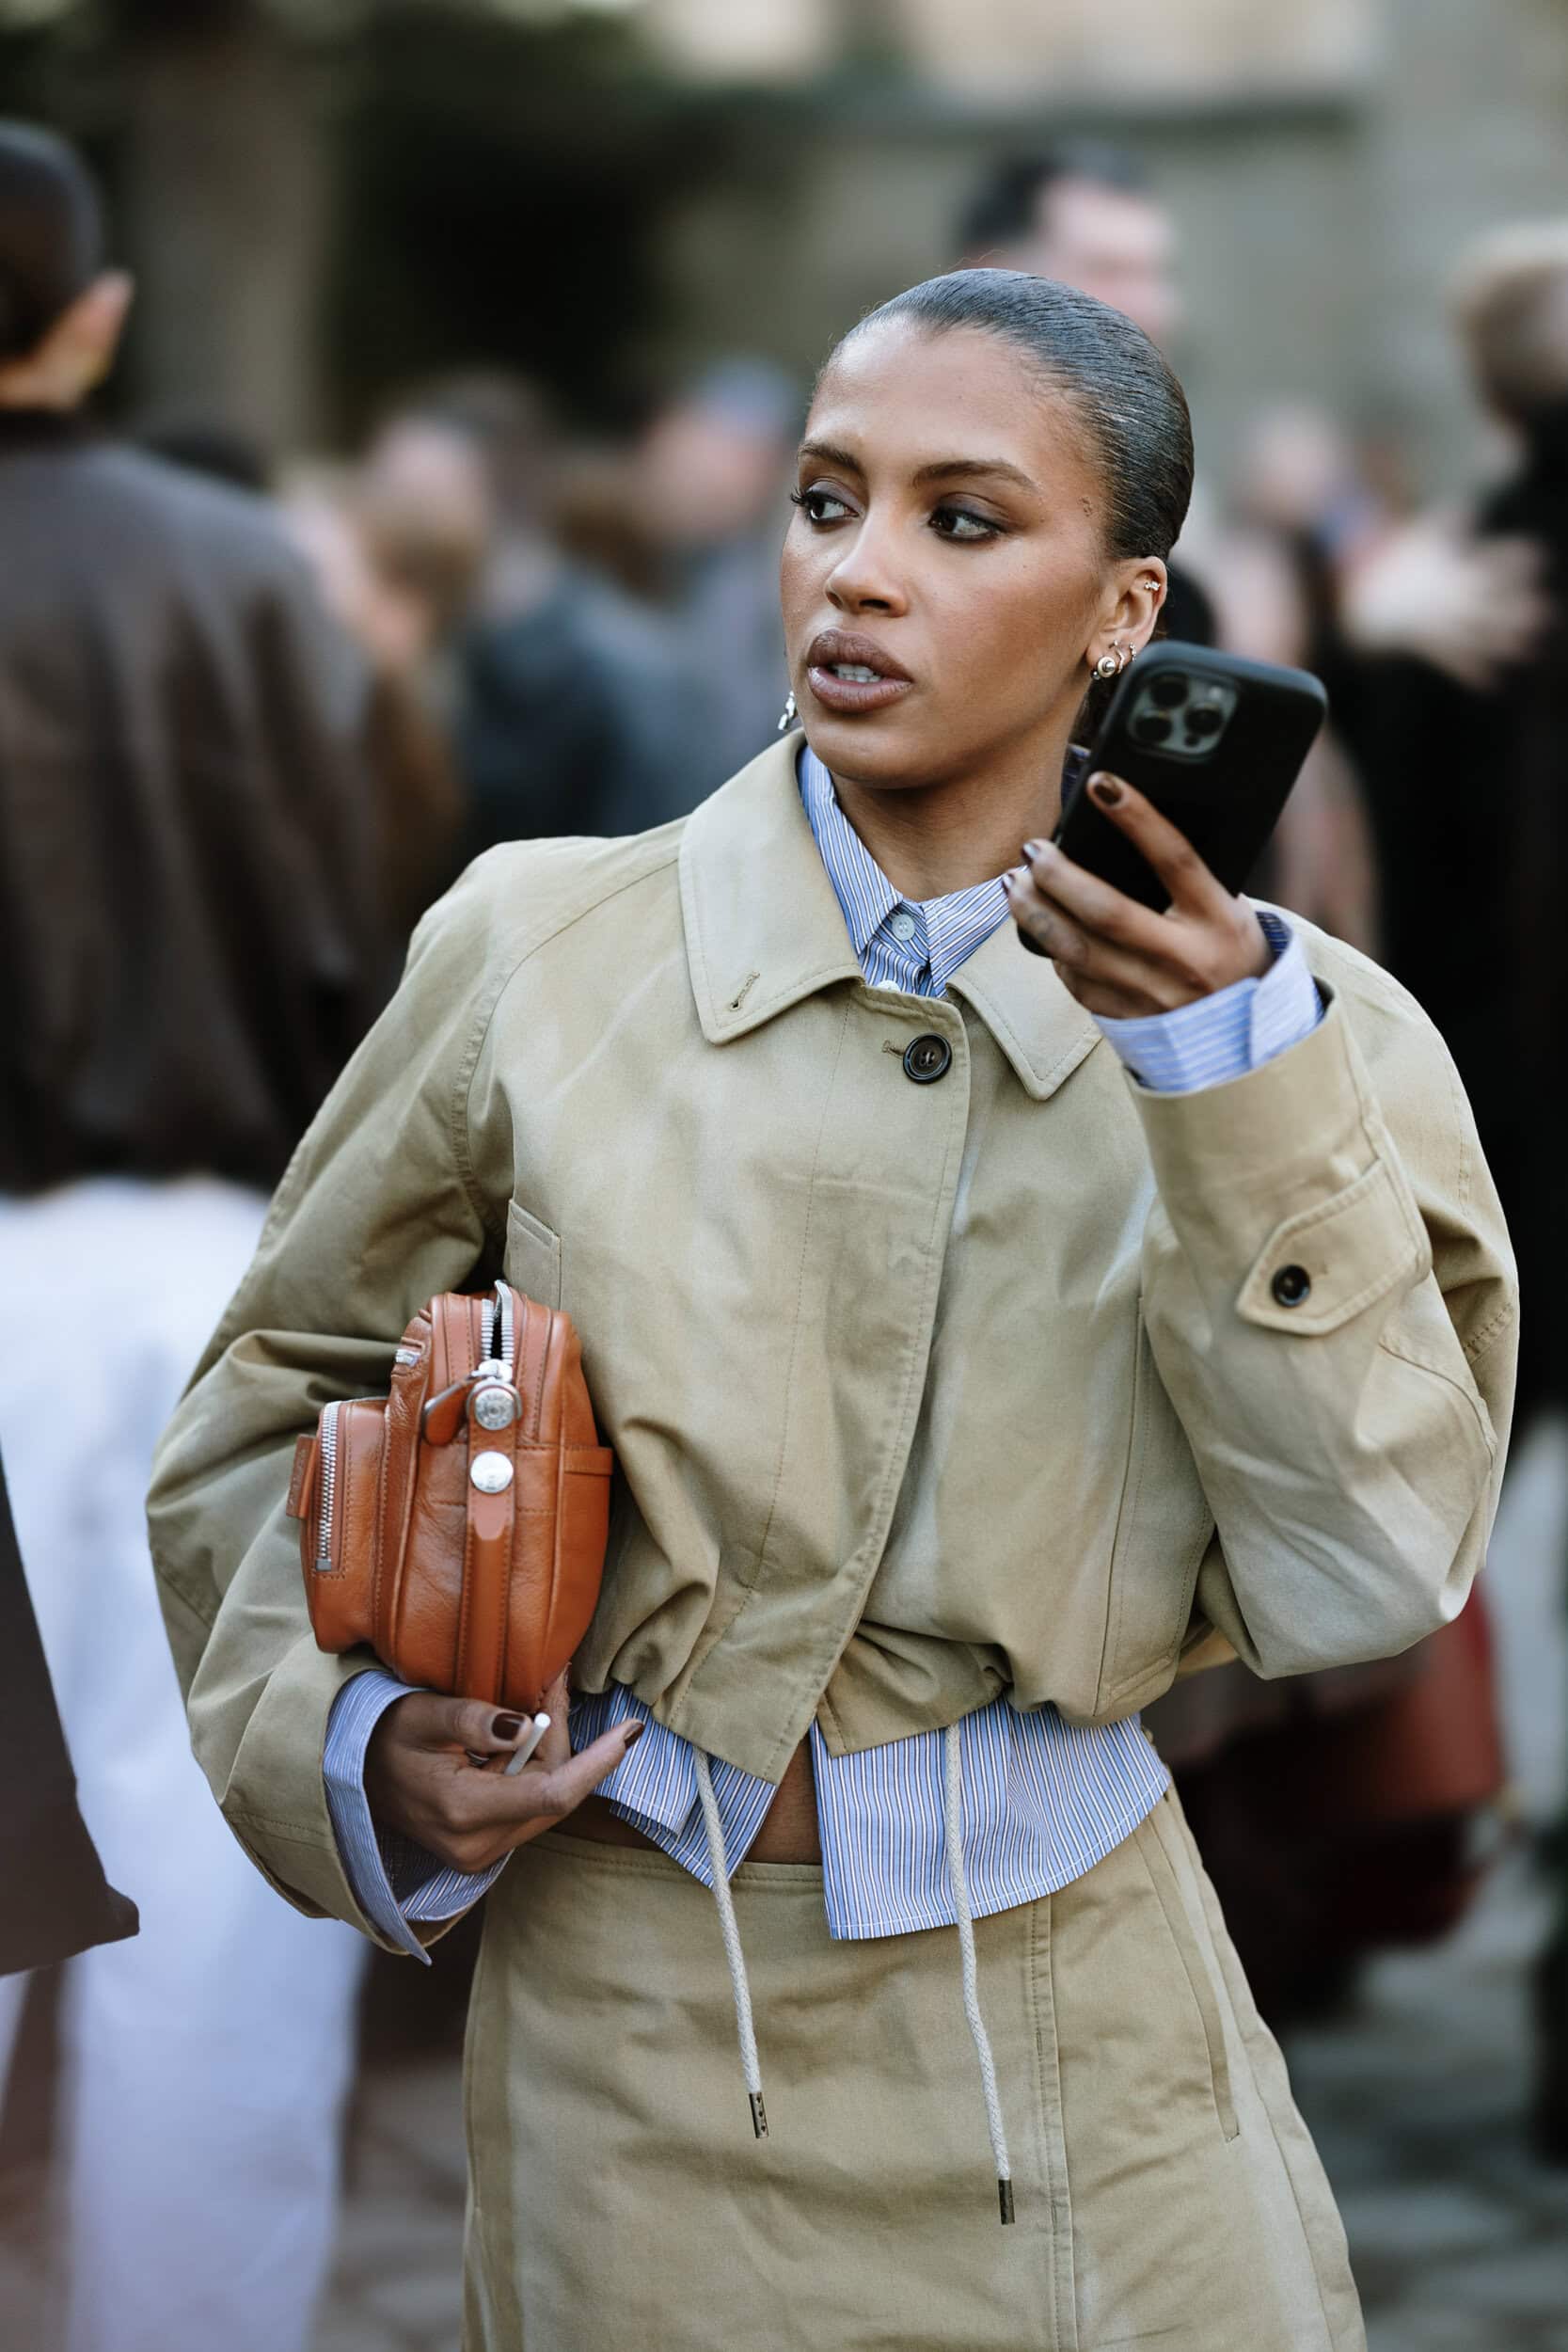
[803,628,913,717]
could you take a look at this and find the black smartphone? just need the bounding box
[1052,642,1328,912]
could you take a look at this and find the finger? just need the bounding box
[1009,872,1191,1011]
[387,1691,532,1760]
[462,1718,645,1836]
[1069,775,1233,918]
[1016,842,1179,961]
[530,1721,647,1822]
[533,1670,575,1770]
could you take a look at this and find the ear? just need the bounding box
[47,271,135,391]
[1085,558,1167,671]
[0,270,135,407]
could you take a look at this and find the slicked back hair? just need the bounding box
[829,268,1193,564]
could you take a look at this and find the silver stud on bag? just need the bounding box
[470,1452,515,1494]
[471,1382,520,1432]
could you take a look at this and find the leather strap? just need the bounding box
[454,1288,526,1704]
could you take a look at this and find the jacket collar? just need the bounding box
[679,736,1101,1102]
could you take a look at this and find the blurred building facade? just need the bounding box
[0,0,1563,490]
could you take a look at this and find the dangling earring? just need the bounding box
[777,690,798,733]
[1092,640,1133,682]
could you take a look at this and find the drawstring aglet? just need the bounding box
[998,2177,1015,2226]
[694,1751,770,2151]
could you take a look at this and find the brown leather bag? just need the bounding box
[286,1282,613,1713]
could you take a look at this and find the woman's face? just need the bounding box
[780,320,1158,796]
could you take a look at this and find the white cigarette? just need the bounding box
[502,1712,550,1776]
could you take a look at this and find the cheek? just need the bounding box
[778,522,825,636]
[941,549,1096,694]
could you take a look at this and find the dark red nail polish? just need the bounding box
[1089,775,1123,806]
[492,1713,524,1740]
[623,1721,645,1746]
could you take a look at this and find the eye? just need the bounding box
[791,485,855,525]
[929,504,1003,544]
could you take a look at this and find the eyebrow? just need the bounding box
[797,440,1039,495]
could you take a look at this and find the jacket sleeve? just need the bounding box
[1132,968,1518,1680]
[147,872,512,1947]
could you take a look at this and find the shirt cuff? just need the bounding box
[323,1669,504,1963]
[1094,909,1323,1094]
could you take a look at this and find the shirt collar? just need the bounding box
[798,742,900,961]
[678,734,1101,1100]
[798,741,1011,996]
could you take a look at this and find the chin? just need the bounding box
[798,709,950,791]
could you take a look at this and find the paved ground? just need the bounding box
[4,1423,1567,2349]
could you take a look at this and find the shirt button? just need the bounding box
[903,1034,952,1085]
[889,911,917,942]
[1271,1264,1311,1308]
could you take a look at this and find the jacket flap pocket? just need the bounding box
[1237,1157,1428,1337]
[505,1199,562,1311]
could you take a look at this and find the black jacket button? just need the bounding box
[903,1034,952,1084]
[1271,1263,1311,1308]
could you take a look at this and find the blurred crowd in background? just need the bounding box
[2,1,1567,2347]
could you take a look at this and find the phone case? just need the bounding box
[1052,642,1328,912]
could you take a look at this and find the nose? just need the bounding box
[825,513,909,618]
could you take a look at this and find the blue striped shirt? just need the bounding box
[323,741,1322,1958]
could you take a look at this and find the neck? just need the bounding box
[826,723,1075,902]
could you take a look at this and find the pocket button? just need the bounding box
[1271,1263,1311,1308]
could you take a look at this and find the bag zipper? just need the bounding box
[316,1399,342,1573]
[321,1292,515,1568]
[492,1280,515,1375]
[316,1379,394,1572]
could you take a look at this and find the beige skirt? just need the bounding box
[460,1789,1364,2352]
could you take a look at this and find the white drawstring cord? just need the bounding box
[694,1750,768,2139]
[942,1721,1015,2224]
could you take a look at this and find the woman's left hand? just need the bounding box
[1004,771,1271,1019]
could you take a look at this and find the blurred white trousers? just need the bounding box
[0,1179,368,2352]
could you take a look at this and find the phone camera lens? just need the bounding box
[1132,712,1173,745]
[1186,706,1225,739]
[1149,674,1188,709]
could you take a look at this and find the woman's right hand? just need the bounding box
[364,1670,643,1872]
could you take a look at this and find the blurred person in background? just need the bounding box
[1207,413,1383,957]
[957,142,1216,648]
[0,119,392,2352]
[357,373,708,850]
[619,357,802,787]
[1338,221,1568,2153]
[958,141,1386,949]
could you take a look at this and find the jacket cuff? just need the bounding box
[1096,911,1320,1095]
[1129,991,1430,1325]
[324,1670,503,1959]
[198,1629,434,1954]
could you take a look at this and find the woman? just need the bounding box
[150,273,1515,2351]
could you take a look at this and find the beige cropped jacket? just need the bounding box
[149,738,1517,1947]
